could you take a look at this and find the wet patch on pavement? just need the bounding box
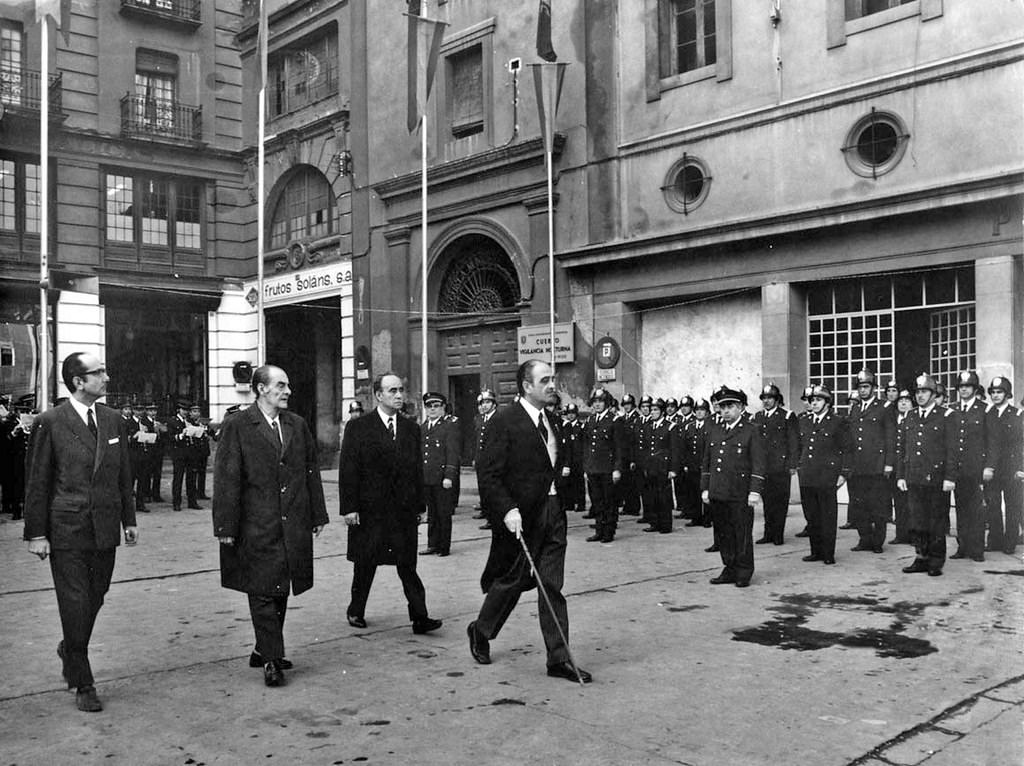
[984,569,1024,576]
[491,698,526,706]
[731,593,944,658]
[665,605,709,613]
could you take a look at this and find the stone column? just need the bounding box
[761,282,806,408]
[381,227,411,379]
[975,255,1021,391]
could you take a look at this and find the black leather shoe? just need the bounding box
[802,554,822,562]
[872,546,884,554]
[774,539,785,546]
[971,554,985,562]
[850,544,872,552]
[709,574,736,585]
[823,558,836,565]
[76,685,102,712]
[795,529,809,538]
[927,569,943,577]
[902,561,929,574]
[420,548,438,555]
[57,641,72,689]
[547,662,592,683]
[600,536,614,544]
[755,536,770,544]
[889,537,910,545]
[949,551,967,559]
[643,526,659,533]
[585,534,603,542]
[685,520,702,527]
[467,621,491,664]
[197,494,210,500]
[250,652,293,670]
[347,614,367,629]
[264,660,285,687]
[839,523,856,530]
[704,544,719,552]
[187,504,203,510]
[735,580,751,588]
[412,617,442,635]
[437,551,450,557]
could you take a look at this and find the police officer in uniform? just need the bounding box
[637,398,678,534]
[950,371,988,562]
[982,376,1022,555]
[700,387,765,587]
[167,399,202,511]
[141,402,166,503]
[582,389,625,543]
[845,370,896,554]
[421,392,460,556]
[472,389,498,528]
[618,394,642,516]
[890,389,915,544]
[684,399,712,529]
[897,373,957,576]
[796,385,849,565]
[558,403,585,512]
[752,384,799,546]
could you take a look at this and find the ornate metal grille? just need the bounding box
[437,251,520,314]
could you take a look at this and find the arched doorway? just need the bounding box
[433,232,523,461]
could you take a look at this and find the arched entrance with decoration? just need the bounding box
[428,221,526,461]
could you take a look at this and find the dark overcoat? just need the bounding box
[213,406,328,597]
[475,402,564,593]
[23,401,135,549]
[339,409,423,566]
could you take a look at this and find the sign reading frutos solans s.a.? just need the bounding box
[248,262,353,307]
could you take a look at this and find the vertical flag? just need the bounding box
[406,1,445,134]
[536,0,556,62]
[532,62,566,153]
[35,0,71,44]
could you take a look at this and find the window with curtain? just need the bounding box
[269,167,334,249]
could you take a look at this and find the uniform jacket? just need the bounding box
[620,409,642,465]
[339,409,423,566]
[844,398,896,476]
[952,399,988,480]
[680,417,708,473]
[476,402,563,593]
[752,406,800,474]
[421,416,460,485]
[700,416,767,500]
[796,410,849,487]
[471,410,496,464]
[23,401,135,550]
[984,403,1022,477]
[213,406,328,596]
[561,418,584,473]
[166,414,192,460]
[582,411,625,474]
[636,417,679,476]
[897,405,959,486]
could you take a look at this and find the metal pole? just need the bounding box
[420,105,428,418]
[256,2,267,366]
[39,19,49,410]
[546,144,555,370]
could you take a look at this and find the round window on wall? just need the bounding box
[842,110,909,179]
[663,155,711,214]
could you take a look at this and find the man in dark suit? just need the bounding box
[796,384,849,566]
[213,364,329,687]
[24,352,138,712]
[700,387,766,587]
[339,373,442,634]
[420,391,460,557]
[467,360,592,683]
[845,370,896,554]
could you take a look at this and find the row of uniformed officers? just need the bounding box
[553,370,1023,586]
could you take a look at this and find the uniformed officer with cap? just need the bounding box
[897,373,958,575]
[637,397,679,534]
[167,398,201,511]
[752,383,799,545]
[582,388,626,543]
[890,389,915,544]
[982,376,1022,555]
[793,386,818,539]
[950,371,988,561]
[683,398,712,529]
[472,389,498,527]
[618,394,643,516]
[140,402,166,503]
[558,403,586,512]
[845,369,896,554]
[796,384,849,565]
[421,392,461,556]
[348,401,364,418]
[700,387,765,587]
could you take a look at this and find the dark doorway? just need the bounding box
[449,373,479,465]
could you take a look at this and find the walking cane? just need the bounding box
[516,533,587,687]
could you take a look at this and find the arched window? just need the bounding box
[437,235,520,314]
[268,166,333,249]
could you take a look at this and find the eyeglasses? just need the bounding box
[80,367,106,377]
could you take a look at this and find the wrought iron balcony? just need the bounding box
[120,0,201,28]
[0,68,62,115]
[120,93,203,145]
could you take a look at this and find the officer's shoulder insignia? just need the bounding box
[943,408,955,418]
[984,403,995,413]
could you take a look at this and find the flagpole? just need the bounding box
[420,111,428,418]
[256,1,267,366]
[39,17,49,410]
[546,140,555,370]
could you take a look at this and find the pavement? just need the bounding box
[1,466,1022,766]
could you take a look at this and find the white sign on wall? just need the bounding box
[246,261,353,307]
[517,322,575,364]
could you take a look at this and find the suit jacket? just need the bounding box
[213,406,328,596]
[339,409,423,566]
[422,416,461,485]
[844,398,896,476]
[23,401,135,550]
[796,410,849,487]
[700,417,767,501]
[476,402,564,592]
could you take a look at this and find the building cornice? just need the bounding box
[620,41,1024,158]
[558,172,1024,268]
[56,128,247,177]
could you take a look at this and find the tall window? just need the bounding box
[104,171,203,255]
[268,29,338,118]
[846,0,915,20]
[447,45,483,139]
[269,167,333,249]
[0,156,40,237]
[135,50,178,132]
[0,20,23,107]
[662,0,716,77]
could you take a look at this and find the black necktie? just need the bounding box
[388,417,395,440]
[537,413,548,443]
[271,420,282,448]
[87,408,97,440]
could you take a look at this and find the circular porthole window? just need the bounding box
[663,155,711,214]
[843,110,909,178]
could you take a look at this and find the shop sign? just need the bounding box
[248,261,353,307]
[517,322,574,364]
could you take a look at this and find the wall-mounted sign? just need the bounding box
[245,261,353,308]
[595,336,620,369]
[518,322,574,364]
[596,368,616,382]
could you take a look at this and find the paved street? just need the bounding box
[1,467,1021,766]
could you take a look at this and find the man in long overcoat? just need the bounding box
[213,364,328,687]
[339,372,442,634]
